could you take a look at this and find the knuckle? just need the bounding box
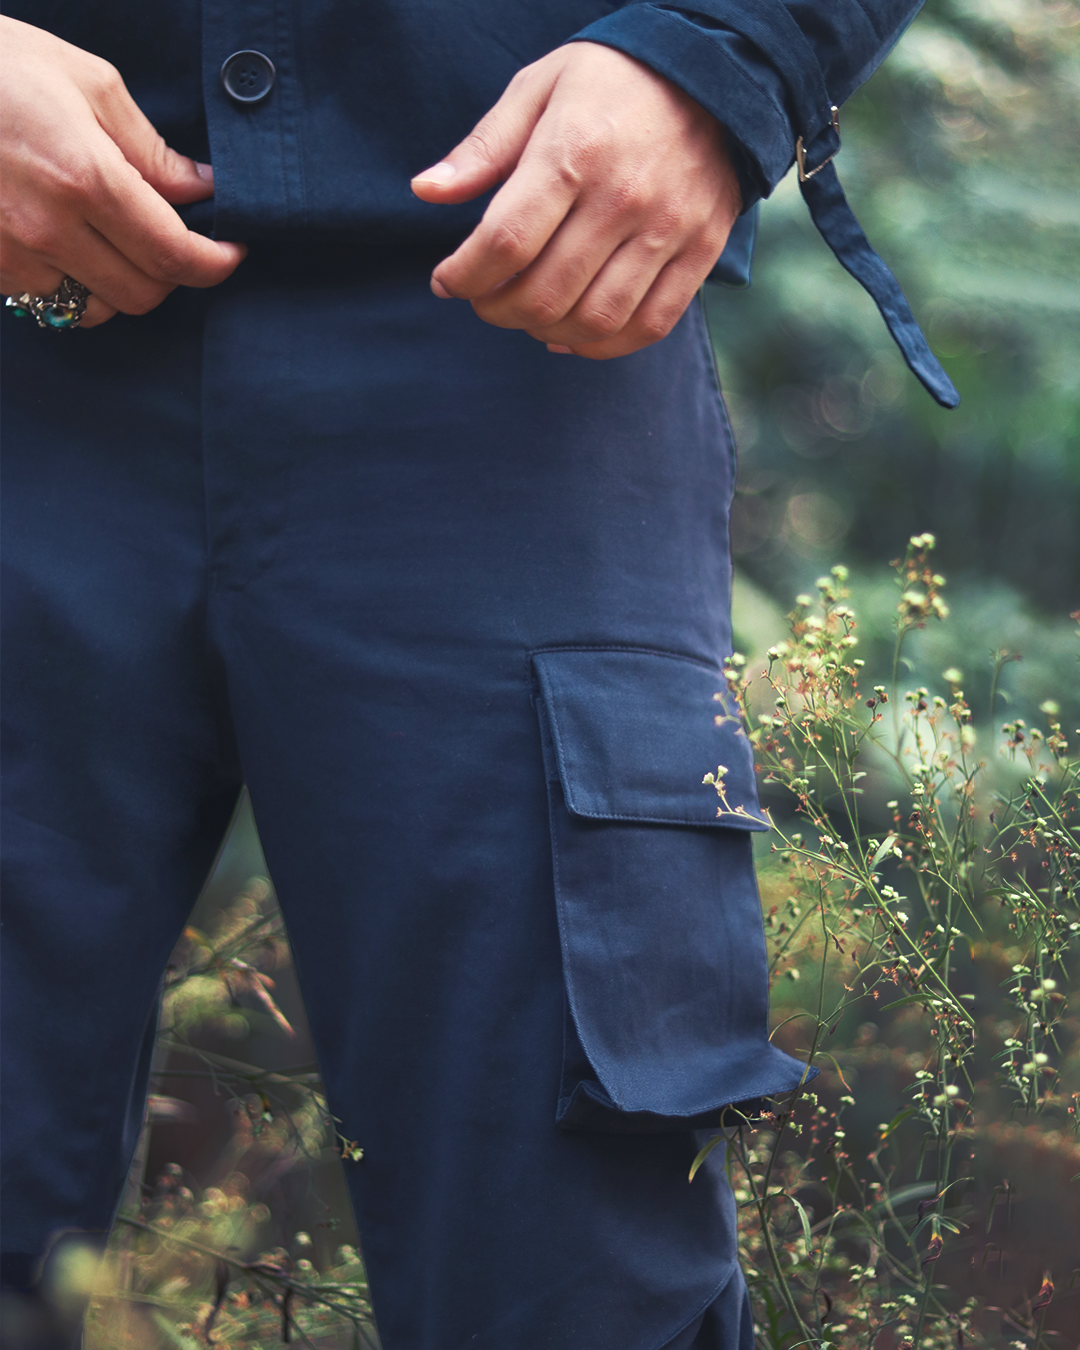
[544,128,606,189]
[44,145,113,216]
[86,56,125,101]
[639,310,678,345]
[643,201,684,240]
[636,229,673,260]
[505,65,534,96]
[574,306,624,341]
[564,125,607,169]
[484,219,532,269]
[686,204,723,245]
[516,290,564,329]
[58,160,102,210]
[146,240,193,283]
[464,123,505,170]
[607,177,652,218]
[144,130,178,179]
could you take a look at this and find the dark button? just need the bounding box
[221,50,275,105]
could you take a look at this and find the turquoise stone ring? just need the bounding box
[5,277,90,329]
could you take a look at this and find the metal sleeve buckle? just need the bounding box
[796,105,840,183]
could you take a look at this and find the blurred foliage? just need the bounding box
[705,540,1079,1347]
[81,878,377,1349]
[708,0,1080,612]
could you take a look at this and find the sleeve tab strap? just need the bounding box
[659,0,959,406]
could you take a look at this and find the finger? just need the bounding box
[1,251,116,328]
[512,225,678,348]
[3,158,232,315]
[88,60,215,206]
[468,201,633,333]
[71,231,173,316]
[78,294,118,328]
[429,137,585,301]
[6,212,174,315]
[411,58,559,206]
[546,252,707,361]
[1,244,66,300]
[83,143,246,288]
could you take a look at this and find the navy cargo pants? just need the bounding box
[1,246,807,1348]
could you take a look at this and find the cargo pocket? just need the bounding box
[532,646,813,1133]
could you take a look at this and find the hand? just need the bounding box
[0,17,245,328]
[411,41,740,360]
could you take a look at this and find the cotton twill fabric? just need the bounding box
[1,251,806,1347]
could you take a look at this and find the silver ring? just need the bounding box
[5,277,91,330]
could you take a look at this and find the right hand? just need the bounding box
[0,16,245,328]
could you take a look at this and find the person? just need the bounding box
[0,3,956,1347]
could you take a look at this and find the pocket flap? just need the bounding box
[532,647,768,830]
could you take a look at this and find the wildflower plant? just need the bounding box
[694,538,1079,1349]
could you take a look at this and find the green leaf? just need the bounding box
[689,1134,725,1182]
[877,1181,938,1210]
[788,1193,815,1257]
[878,1107,918,1142]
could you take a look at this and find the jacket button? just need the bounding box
[221,50,276,105]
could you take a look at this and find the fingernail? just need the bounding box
[412,161,457,187]
[547,344,573,355]
[195,161,214,183]
[431,277,452,299]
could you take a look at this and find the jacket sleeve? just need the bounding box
[568,0,960,409]
[569,1,922,210]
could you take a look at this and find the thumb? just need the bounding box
[411,62,557,205]
[120,133,215,207]
[93,76,215,205]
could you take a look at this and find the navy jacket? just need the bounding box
[12,0,956,403]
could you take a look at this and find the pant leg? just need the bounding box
[666,1268,756,1350]
[0,294,242,1287]
[197,252,794,1349]
[3,249,790,1350]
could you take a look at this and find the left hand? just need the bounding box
[411,41,741,360]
